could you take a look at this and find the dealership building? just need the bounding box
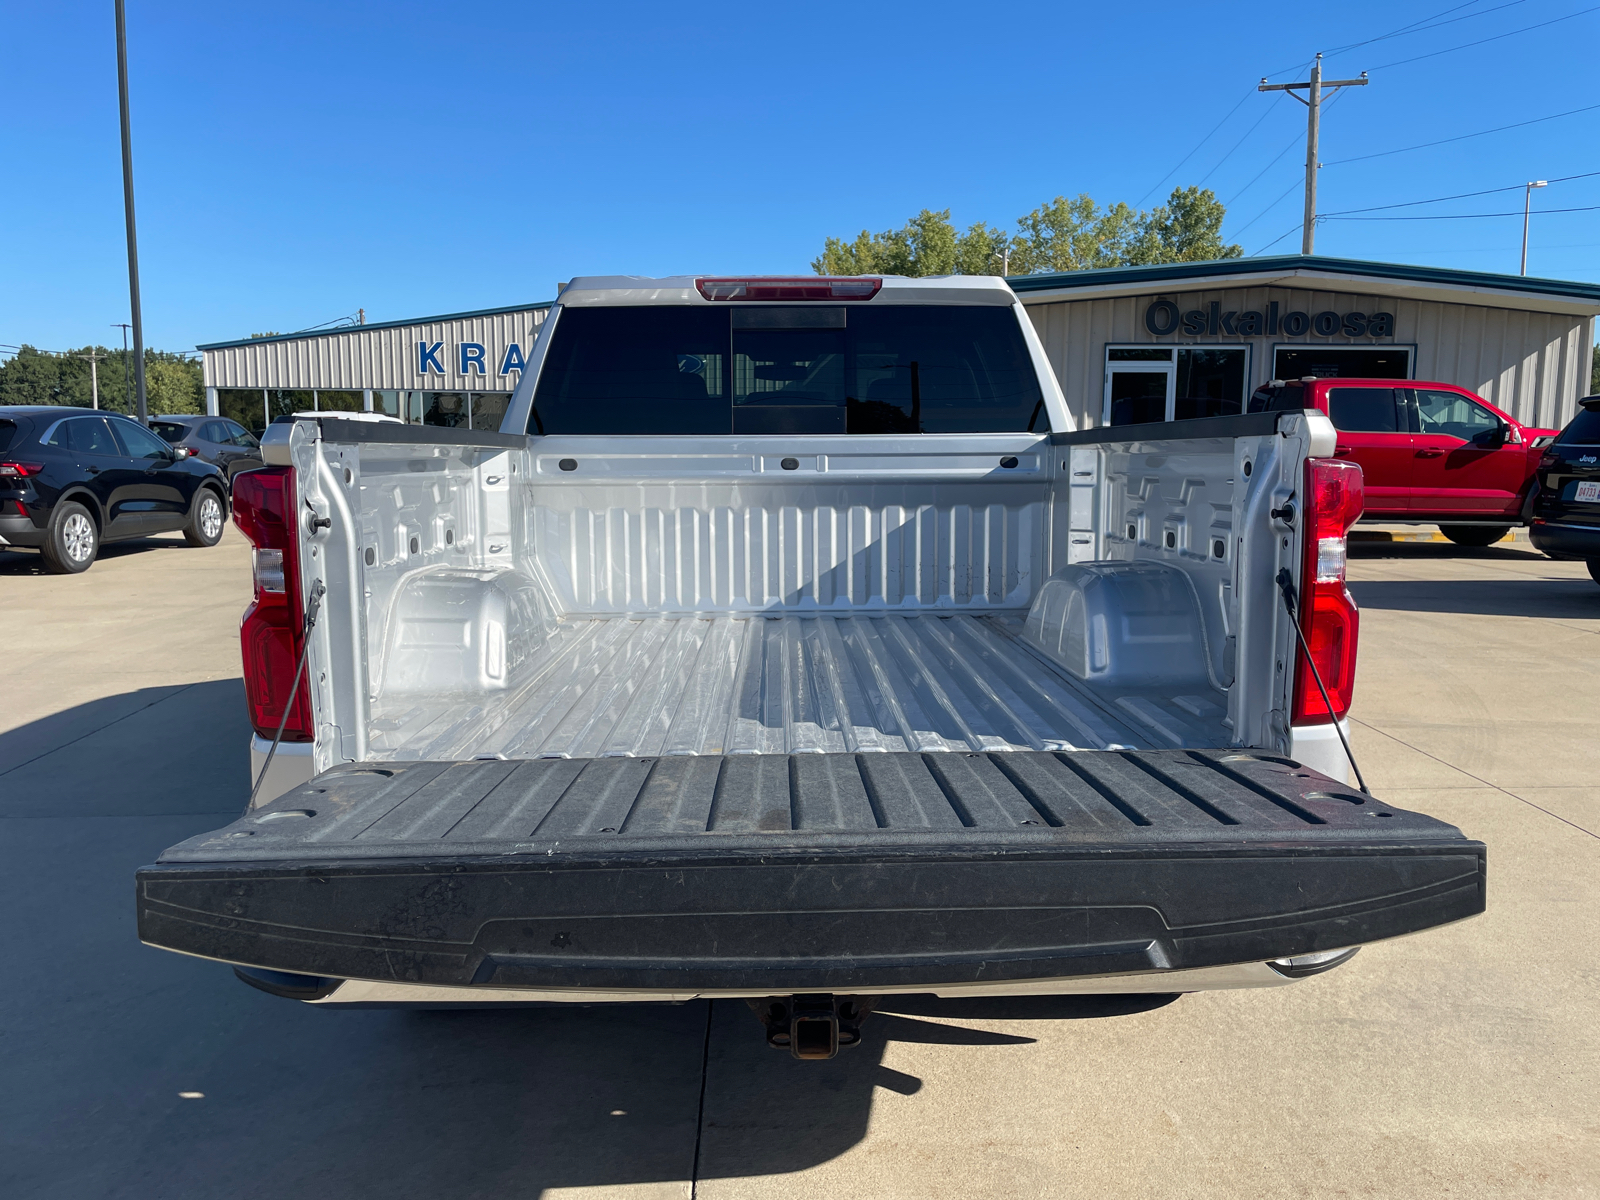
[198,300,553,434]
[197,255,1600,435]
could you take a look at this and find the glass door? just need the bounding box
[1104,348,1175,426]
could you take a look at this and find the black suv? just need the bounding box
[1529,394,1600,586]
[0,407,230,574]
[150,414,263,484]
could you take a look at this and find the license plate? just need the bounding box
[1576,481,1600,503]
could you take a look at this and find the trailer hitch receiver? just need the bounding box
[748,994,872,1060]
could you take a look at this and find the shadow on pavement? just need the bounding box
[0,535,193,576]
[1347,538,1546,562]
[695,993,1181,1182]
[1348,577,1600,618]
[0,678,251,815]
[876,993,1180,1021]
[0,682,1188,1199]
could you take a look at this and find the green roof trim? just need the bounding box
[1004,254,1600,303]
[197,299,555,352]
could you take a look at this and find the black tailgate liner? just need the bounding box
[137,750,1485,990]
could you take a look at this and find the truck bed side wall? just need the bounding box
[281,415,1314,783]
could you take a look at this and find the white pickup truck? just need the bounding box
[138,275,1482,1058]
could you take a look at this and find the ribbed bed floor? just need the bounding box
[367,612,1225,762]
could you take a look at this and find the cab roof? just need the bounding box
[555,274,1018,308]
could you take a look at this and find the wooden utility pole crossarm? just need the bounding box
[1259,54,1368,255]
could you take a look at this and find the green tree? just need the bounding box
[953,220,1013,277]
[1125,186,1242,265]
[0,346,68,406]
[813,208,960,276]
[814,186,1241,277]
[0,345,204,414]
[1010,194,1144,274]
[145,357,204,414]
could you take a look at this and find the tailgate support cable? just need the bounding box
[247,579,326,810]
[1275,568,1370,795]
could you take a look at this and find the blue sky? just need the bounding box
[2,0,1597,353]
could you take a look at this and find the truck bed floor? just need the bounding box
[368,613,1221,762]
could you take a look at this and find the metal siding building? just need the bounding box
[197,301,551,431]
[196,257,1600,435]
[1012,256,1600,431]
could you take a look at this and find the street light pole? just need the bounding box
[1521,180,1547,276]
[114,0,148,424]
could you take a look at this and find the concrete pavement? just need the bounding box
[0,528,1595,1199]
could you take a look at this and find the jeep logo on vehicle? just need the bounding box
[1144,299,1395,339]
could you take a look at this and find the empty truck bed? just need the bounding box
[137,749,1485,995]
[366,611,1225,762]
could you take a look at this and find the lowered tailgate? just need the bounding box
[137,749,1484,993]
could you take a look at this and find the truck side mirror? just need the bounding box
[1473,424,1508,450]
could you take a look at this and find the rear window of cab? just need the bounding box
[0,420,15,454]
[529,305,1045,435]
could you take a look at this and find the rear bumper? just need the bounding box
[136,751,1485,996]
[1289,720,1352,785]
[247,735,316,807]
[285,959,1307,1005]
[0,513,44,547]
[1528,519,1600,560]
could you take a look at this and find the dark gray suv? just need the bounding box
[150,415,263,484]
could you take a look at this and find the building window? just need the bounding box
[1273,345,1413,381]
[471,393,510,432]
[1104,345,1251,426]
[369,389,509,429]
[422,393,467,428]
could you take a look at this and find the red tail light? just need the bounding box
[0,462,44,477]
[1291,458,1364,725]
[232,467,313,741]
[696,277,882,301]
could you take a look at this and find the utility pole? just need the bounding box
[113,323,132,413]
[72,350,106,409]
[1260,54,1368,255]
[115,0,148,423]
[1521,180,1547,275]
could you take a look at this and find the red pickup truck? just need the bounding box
[1248,377,1559,545]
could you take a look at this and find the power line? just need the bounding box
[1326,205,1600,220]
[1322,0,1531,59]
[1197,104,1279,189]
[1226,130,1305,205]
[1321,170,1600,215]
[1370,4,1600,69]
[287,311,365,336]
[1227,87,1352,219]
[1136,89,1257,208]
[1323,101,1600,166]
[1141,1,1576,215]
[1251,221,1308,256]
[1261,0,1493,78]
[1231,179,1305,240]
